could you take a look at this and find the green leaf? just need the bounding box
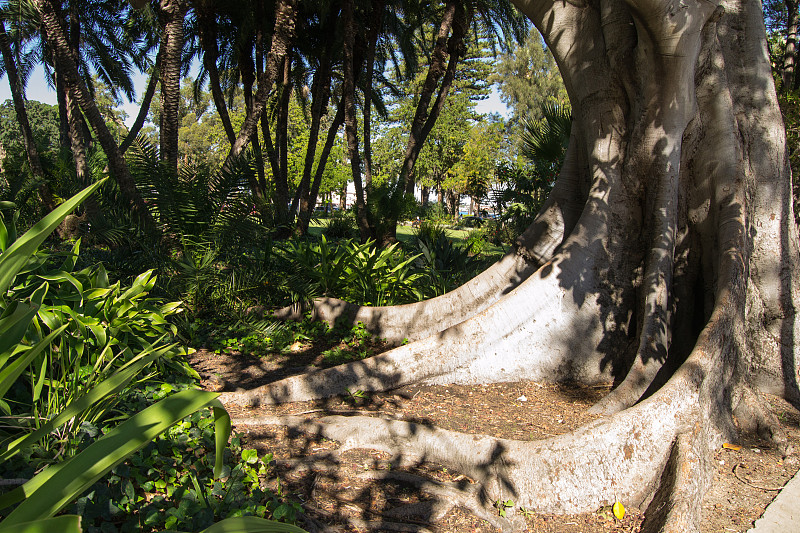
[0,515,82,533]
[0,390,226,525]
[0,326,67,402]
[0,301,37,357]
[0,180,105,295]
[0,215,7,252]
[198,516,309,533]
[213,405,232,479]
[0,343,173,463]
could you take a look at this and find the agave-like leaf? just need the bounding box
[0,180,105,295]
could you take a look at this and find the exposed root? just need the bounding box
[304,503,436,533]
[356,470,522,531]
[640,428,713,533]
[733,387,789,453]
[273,252,538,345]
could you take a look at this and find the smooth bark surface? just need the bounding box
[223,1,800,531]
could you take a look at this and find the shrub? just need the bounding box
[280,237,422,306]
[0,183,307,533]
[413,220,447,248]
[323,210,357,240]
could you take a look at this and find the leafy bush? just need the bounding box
[414,233,484,297]
[0,183,307,533]
[465,228,487,255]
[280,237,422,306]
[413,220,447,248]
[323,209,357,240]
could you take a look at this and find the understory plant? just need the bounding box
[280,236,422,306]
[0,182,307,533]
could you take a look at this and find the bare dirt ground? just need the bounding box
[188,346,800,533]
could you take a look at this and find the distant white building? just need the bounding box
[332,181,479,215]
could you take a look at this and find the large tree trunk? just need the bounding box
[223,1,800,531]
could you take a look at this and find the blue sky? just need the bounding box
[0,64,510,127]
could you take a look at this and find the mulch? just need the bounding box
[188,347,800,533]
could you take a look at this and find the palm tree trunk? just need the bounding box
[342,0,370,242]
[293,53,333,235]
[398,0,465,195]
[0,18,57,216]
[784,0,799,89]
[197,0,236,144]
[158,0,187,173]
[238,47,272,223]
[34,0,156,231]
[276,56,292,219]
[297,101,344,236]
[362,0,384,192]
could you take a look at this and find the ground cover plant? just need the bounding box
[0,186,308,533]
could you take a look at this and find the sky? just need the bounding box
[0,63,511,127]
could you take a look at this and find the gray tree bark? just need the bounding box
[223,1,800,531]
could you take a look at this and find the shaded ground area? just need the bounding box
[188,347,800,533]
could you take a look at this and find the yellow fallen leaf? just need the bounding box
[613,501,625,520]
[722,443,741,451]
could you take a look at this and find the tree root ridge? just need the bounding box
[272,249,538,345]
[640,427,713,533]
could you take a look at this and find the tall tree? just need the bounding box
[34,0,155,229]
[494,26,566,129]
[223,1,800,530]
[0,17,57,215]
[158,0,188,173]
[341,0,370,242]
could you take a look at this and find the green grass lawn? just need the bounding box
[308,219,508,256]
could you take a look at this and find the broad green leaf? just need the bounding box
[198,516,308,533]
[0,216,7,252]
[213,405,232,479]
[0,390,228,524]
[0,326,67,401]
[0,302,37,357]
[59,239,81,272]
[38,272,84,304]
[0,180,105,295]
[0,514,81,533]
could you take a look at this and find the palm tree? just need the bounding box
[223,0,297,166]
[34,0,156,230]
[193,0,235,144]
[0,17,58,218]
[157,0,188,173]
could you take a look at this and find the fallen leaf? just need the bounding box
[722,443,741,451]
[613,501,625,520]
